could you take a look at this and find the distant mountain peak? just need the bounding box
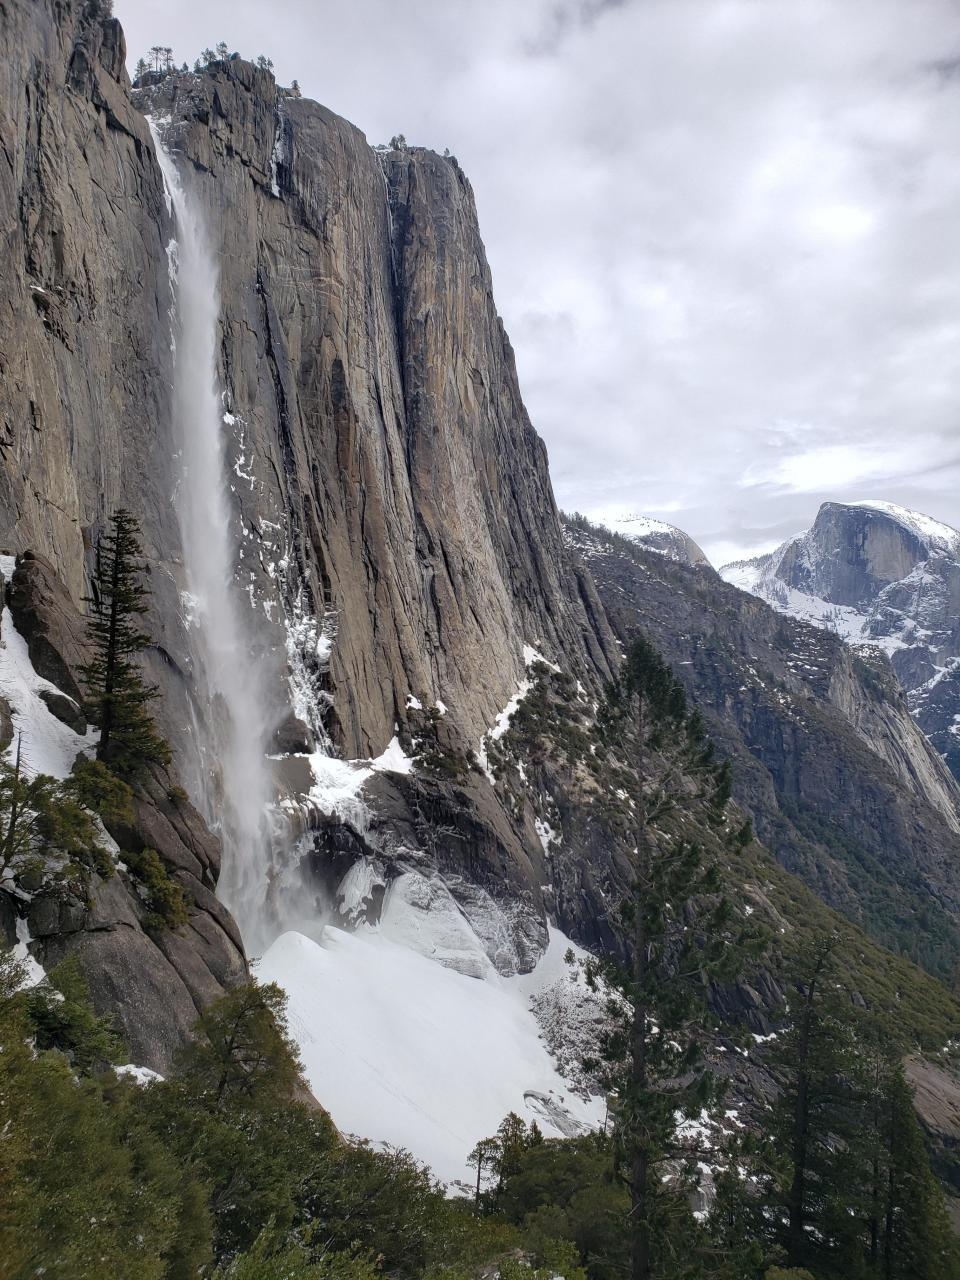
[600,512,712,568]
[720,498,960,780]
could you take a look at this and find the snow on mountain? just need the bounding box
[720,501,960,779]
[853,501,960,559]
[257,924,606,1187]
[599,514,711,568]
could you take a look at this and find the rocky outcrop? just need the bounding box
[722,501,960,780]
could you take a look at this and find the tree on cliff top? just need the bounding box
[81,509,169,779]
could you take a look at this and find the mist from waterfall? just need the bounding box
[150,123,276,956]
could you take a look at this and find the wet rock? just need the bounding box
[0,696,13,752]
[7,553,89,705]
[38,687,86,733]
[272,711,314,755]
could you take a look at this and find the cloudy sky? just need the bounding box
[117,0,960,565]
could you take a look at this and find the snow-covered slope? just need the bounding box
[721,501,960,779]
[600,514,711,568]
[256,924,605,1187]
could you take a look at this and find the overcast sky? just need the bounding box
[117,0,960,564]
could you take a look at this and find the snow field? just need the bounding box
[257,924,606,1186]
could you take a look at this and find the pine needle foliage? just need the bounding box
[81,509,169,779]
[585,634,765,1280]
[0,737,115,886]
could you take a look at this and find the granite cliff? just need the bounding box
[1,0,959,1176]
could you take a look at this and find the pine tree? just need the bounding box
[873,1064,960,1279]
[585,634,761,1280]
[764,939,871,1276]
[467,1136,501,1212]
[0,736,113,883]
[172,981,304,1112]
[81,510,169,779]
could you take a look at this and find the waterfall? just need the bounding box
[149,121,276,956]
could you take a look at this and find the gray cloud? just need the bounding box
[116,0,960,564]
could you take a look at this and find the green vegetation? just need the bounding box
[124,846,190,931]
[491,637,960,1052]
[578,636,761,1280]
[81,508,170,780]
[0,744,124,890]
[0,954,560,1279]
[703,940,960,1279]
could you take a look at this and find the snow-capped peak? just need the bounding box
[844,500,960,558]
[601,513,711,568]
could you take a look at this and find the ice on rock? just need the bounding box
[296,752,372,832]
[336,859,385,926]
[12,917,46,990]
[379,871,495,979]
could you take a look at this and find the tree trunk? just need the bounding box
[1,735,23,871]
[630,819,651,1277]
[97,539,122,761]
[787,979,816,1263]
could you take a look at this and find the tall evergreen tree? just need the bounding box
[81,510,169,779]
[872,1062,960,1279]
[585,634,760,1280]
[763,938,866,1275]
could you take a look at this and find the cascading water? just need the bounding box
[149,121,276,955]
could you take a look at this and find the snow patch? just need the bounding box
[534,817,559,855]
[477,645,557,783]
[0,604,96,780]
[12,917,45,990]
[370,735,415,776]
[114,1063,164,1086]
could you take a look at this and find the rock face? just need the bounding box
[722,501,960,779]
[130,60,616,769]
[568,515,960,978]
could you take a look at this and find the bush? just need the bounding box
[124,846,189,930]
[25,955,124,1071]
